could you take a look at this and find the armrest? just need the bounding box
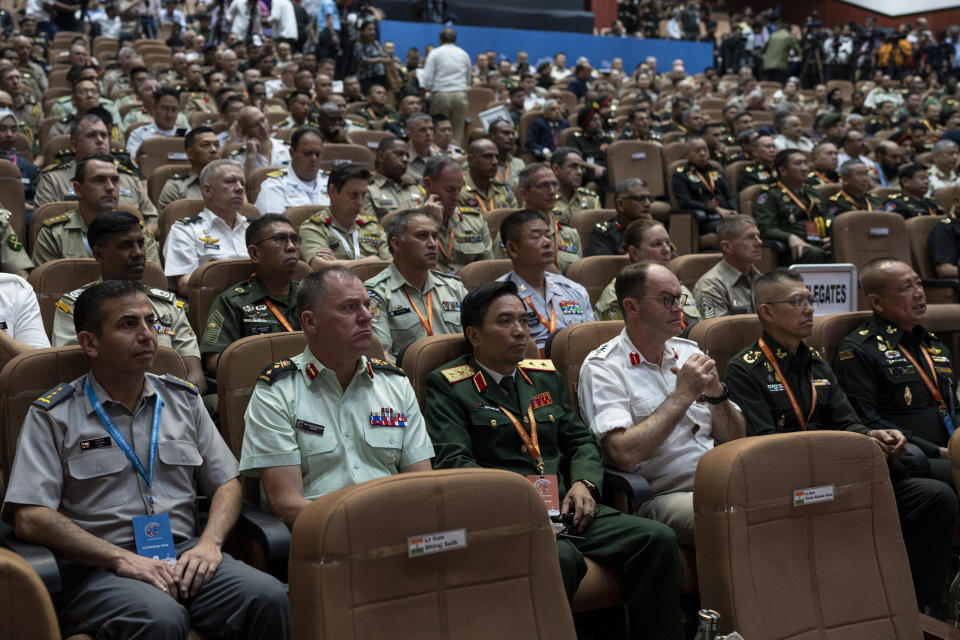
[236,500,290,581]
[919,612,950,639]
[602,466,653,513]
[0,521,62,594]
[921,277,960,291]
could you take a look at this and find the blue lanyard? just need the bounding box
[85,377,163,514]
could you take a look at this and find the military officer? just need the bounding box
[201,215,302,376]
[423,280,684,640]
[0,207,31,275]
[124,88,190,158]
[587,178,652,257]
[834,258,958,487]
[928,214,960,278]
[47,75,123,142]
[33,155,161,266]
[359,84,400,130]
[424,156,494,273]
[459,138,517,214]
[671,137,737,234]
[551,147,600,225]
[2,63,40,134]
[158,126,222,213]
[239,266,435,526]
[568,106,613,191]
[754,149,831,264]
[366,209,468,362]
[882,163,946,218]
[362,138,425,219]
[618,106,663,143]
[736,135,778,189]
[299,164,389,266]
[253,127,330,215]
[825,159,882,216]
[489,118,525,190]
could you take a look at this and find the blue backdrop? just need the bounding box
[379,20,716,75]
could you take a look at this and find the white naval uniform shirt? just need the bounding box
[163,208,250,277]
[0,273,50,348]
[496,271,594,348]
[126,121,182,158]
[578,329,732,496]
[233,138,292,172]
[254,168,331,214]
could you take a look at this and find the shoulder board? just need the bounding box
[58,115,71,123]
[744,165,755,172]
[162,373,198,393]
[416,184,426,195]
[577,187,598,196]
[369,358,404,375]
[175,214,203,225]
[941,217,952,224]
[40,159,70,173]
[440,363,475,383]
[459,206,482,215]
[266,169,286,178]
[741,349,762,364]
[518,358,556,372]
[828,191,842,202]
[675,165,685,173]
[147,287,176,303]
[257,359,297,385]
[42,213,70,227]
[32,383,74,409]
[309,213,327,223]
[357,215,378,225]
[809,346,822,360]
[170,171,190,179]
[572,131,583,137]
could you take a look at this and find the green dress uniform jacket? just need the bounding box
[200,276,301,357]
[736,162,777,189]
[825,190,881,216]
[553,186,600,225]
[753,183,831,263]
[882,191,945,218]
[671,161,736,214]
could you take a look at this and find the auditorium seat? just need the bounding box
[247,165,284,205]
[484,207,519,241]
[543,320,623,419]
[724,160,748,193]
[282,204,325,231]
[137,136,187,178]
[147,163,192,209]
[0,547,61,640]
[341,257,392,282]
[808,311,871,365]
[565,255,628,305]
[457,259,513,291]
[671,253,722,291]
[904,215,958,304]
[605,141,665,198]
[832,211,909,310]
[569,208,614,249]
[347,129,396,150]
[812,182,842,201]
[686,315,761,378]
[318,143,374,172]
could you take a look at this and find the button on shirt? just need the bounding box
[420,42,472,93]
[0,273,49,348]
[254,168,330,214]
[163,208,250,277]
[578,330,721,495]
[497,271,594,348]
[239,349,435,502]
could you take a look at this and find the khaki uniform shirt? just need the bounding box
[157,170,203,213]
[437,206,493,273]
[496,155,525,190]
[200,276,301,356]
[239,349,435,502]
[182,92,217,117]
[0,208,33,273]
[35,158,158,223]
[362,172,425,219]
[692,259,761,319]
[458,174,517,214]
[52,282,199,359]
[366,263,468,358]
[299,211,390,262]
[11,92,40,133]
[32,209,160,266]
[553,187,601,225]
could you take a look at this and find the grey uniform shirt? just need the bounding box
[1,372,238,546]
[497,270,594,348]
[692,259,762,319]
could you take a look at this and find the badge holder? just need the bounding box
[132,512,177,566]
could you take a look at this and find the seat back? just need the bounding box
[289,468,576,640]
[808,311,872,365]
[186,258,312,334]
[27,258,166,337]
[671,253,722,290]
[661,141,686,168]
[0,346,185,487]
[831,211,910,273]
[318,143,374,172]
[812,183,842,201]
[158,199,261,250]
[146,163,191,209]
[739,184,765,219]
[347,129,395,151]
[545,320,624,418]
[136,136,187,178]
[283,204,325,231]
[694,431,922,639]
[0,159,25,238]
[904,215,941,280]
[686,315,762,378]
[484,208,519,241]
[341,257,392,282]
[933,185,956,215]
[247,166,284,205]
[457,259,513,291]
[565,255,629,305]
[569,209,614,249]
[0,548,61,640]
[725,160,748,193]
[605,141,665,197]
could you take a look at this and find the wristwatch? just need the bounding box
[699,383,730,405]
[576,478,600,500]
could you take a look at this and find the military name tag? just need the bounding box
[389,307,411,317]
[525,310,539,327]
[295,419,325,435]
[80,436,112,451]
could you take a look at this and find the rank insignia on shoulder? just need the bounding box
[266,169,285,178]
[368,358,403,375]
[838,349,854,360]
[55,300,71,313]
[258,359,297,385]
[162,373,198,393]
[518,358,556,372]
[742,350,760,364]
[440,363,474,383]
[33,383,74,409]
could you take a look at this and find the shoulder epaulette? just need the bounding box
[368,358,403,375]
[416,184,426,194]
[577,187,598,196]
[176,214,202,225]
[228,147,244,157]
[309,212,325,223]
[170,171,190,180]
[459,206,482,215]
[518,358,556,372]
[266,169,286,178]
[40,157,71,173]
[440,363,474,383]
[33,383,74,409]
[42,213,70,227]
[257,359,297,385]
[741,349,762,364]
[675,165,685,173]
[357,215,378,225]
[146,287,176,303]
[162,373,198,393]
[828,191,843,202]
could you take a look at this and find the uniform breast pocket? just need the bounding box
[296,419,340,474]
[65,448,138,509]
[157,440,203,499]
[456,236,487,256]
[362,424,403,467]
[882,363,921,408]
[387,306,423,341]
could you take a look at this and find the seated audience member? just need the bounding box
[550,146,600,225]
[1,280,290,638]
[298,163,388,266]
[164,159,251,296]
[701,121,729,167]
[366,209,468,362]
[824,159,881,216]
[363,138,425,219]
[725,268,957,609]
[239,266,434,526]
[254,126,330,214]
[835,130,875,171]
[873,140,906,188]
[671,136,737,234]
[0,207,32,276]
[927,210,960,278]
[459,138,517,214]
[430,113,464,159]
[489,118,525,189]
[125,87,188,158]
[568,105,613,191]
[424,155,493,273]
[424,280,684,640]
[692,215,763,318]
[736,134,778,189]
[53,211,205,391]
[619,106,662,143]
[200,214,303,377]
[578,261,745,543]
[33,154,161,266]
[0,109,38,204]
[158,126,223,213]
[754,149,831,264]
[926,139,959,197]
[882,163,946,218]
[834,259,957,487]
[0,272,49,359]
[497,209,593,351]
[404,113,436,183]
[773,112,814,152]
[526,99,569,162]
[805,141,839,186]
[587,178,652,256]
[233,106,291,173]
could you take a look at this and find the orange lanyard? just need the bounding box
[778,182,814,219]
[758,338,817,430]
[497,403,543,473]
[694,168,716,195]
[840,190,871,211]
[496,164,510,184]
[262,299,294,332]
[551,221,561,267]
[813,170,833,184]
[438,226,455,261]
[524,296,556,333]
[474,192,495,213]
[898,341,947,410]
[403,289,433,335]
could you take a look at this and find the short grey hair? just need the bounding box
[933,139,958,155]
[717,214,756,243]
[615,178,648,197]
[200,159,243,186]
[384,209,433,254]
[405,112,432,130]
[839,158,866,177]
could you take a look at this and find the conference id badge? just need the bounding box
[527,474,560,517]
[804,221,821,242]
[132,513,177,566]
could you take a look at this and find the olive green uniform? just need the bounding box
[737,162,777,190]
[553,186,600,225]
[424,355,684,640]
[32,209,160,266]
[493,215,581,273]
[200,276,301,358]
[362,172,425,219]
[753,183,831,263]
[437,206,494,274]
[358,105,400,129]
[458,173,517,215]
[11,92,40,134]
[805,169,839,187]
[157,169,203,213]
[0,208,32,273]
[48,97,122,126]
[34,156,157,224]
[882,191,945,218]
[825,190,882,217]
[299,210,391,262]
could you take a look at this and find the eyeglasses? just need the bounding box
[637,293,687,309]
[255,233,302,247]
[766,295,815,310]
[620,194,652,203]
[532,181,559,191]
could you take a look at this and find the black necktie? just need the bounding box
[500,374,517,404]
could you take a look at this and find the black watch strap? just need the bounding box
[699,382,730,405]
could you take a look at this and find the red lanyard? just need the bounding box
[523,296,556,333]
[262,299,294,332]
[437,227,455,261]
[694,168,716,195]
[758,338,817,430]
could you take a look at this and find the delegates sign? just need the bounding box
[788,264,858,316]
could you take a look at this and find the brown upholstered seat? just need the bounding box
[282,204,326,231]
[569,208,615,249]
[808,311,871,365]
[146,163,191,210]
[484,207,520,241]
[246,165,283,205]
[544,320,624,419]
[136,136,187,178]
[565,255,629,305]
[318,143,374,172]
[685,314,761,378]
[671,253,722,291]
[831,211,910,270]
[346,129,396,150]
[606,141,665,197]
[0,547,62,640]
[457,258,513,291]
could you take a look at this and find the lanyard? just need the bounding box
[758,338,817,430]
[472,189,495,213]
[85,377,163,514]
[497,164,510,184]
[813,170,832,184]
[263,298,294,332]
[498,403,543,474]
[81,232,92,256]
[694,168,716,195]
[551,221,561,267]
[840,190,871,211]
[778,182,814,219]
[329,226,360,259]
[524,295,556,333]
[404,289,433,335]
[438,226,455,261]
[898,340,950,418]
